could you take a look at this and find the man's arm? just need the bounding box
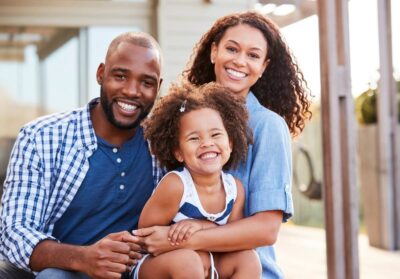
[0,127,55,270]
[30,232,141,279]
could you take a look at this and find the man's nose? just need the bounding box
[123,81,140,97]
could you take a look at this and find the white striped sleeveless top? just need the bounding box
[170,167,237,225]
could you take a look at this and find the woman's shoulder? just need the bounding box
[250,106,289,135]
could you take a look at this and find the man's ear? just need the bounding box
[96,63,105,84]
[158,78,163,92]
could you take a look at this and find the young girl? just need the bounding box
[133,82,260,279]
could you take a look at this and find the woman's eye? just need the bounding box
[249,53,260,59]
[226,46,237,53]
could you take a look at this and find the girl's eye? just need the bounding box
[212,133,222,137]
[188,137,199,141]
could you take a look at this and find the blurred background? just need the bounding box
[0,0,399,278]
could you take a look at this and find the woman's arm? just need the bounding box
[186,210,282,251]
[135,210,282,256]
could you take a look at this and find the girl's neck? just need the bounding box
[189,170,222,190]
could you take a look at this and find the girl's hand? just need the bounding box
[133,226,175,256]
[168,219,217,245]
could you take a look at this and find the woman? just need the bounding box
[135,11,312,278]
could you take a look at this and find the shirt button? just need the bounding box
[285,184,290,191]
[120,184,125,190]
[116,158,122,163]
[121,172,125,177]
[112,148,118,153]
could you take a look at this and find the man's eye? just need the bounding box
[143,80,155,88]
[116,75,126,80]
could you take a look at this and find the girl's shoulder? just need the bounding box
[156,171,185,194]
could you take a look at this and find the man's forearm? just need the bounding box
[30,240,86,272]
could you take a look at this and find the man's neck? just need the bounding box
[90,104,137,147]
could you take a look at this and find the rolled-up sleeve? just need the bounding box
[248,111,293,222]
[0,127,56,270]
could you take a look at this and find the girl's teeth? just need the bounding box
[200,152,218,159]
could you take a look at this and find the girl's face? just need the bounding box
[174,108,232,177]
[211,24,269,98]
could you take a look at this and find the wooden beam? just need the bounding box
[0,0,151,30]
[0,47,24,61]
[376,0,400,250]
[317,0,359,278]
[36,28,79,60]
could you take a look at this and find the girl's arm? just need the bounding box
[138,173,183,229]
[226,178,245,222]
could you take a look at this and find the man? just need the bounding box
[0,31,164,279]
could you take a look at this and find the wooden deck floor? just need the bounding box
[275,225,400,279]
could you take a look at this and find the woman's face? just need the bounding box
[211,24,269,98]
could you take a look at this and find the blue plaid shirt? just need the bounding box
[0,99,164,271]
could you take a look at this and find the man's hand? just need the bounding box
[168,219,216,245]
[81,231,142,279]
[133,226,175,257]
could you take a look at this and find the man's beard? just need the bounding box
[100,86,151,130]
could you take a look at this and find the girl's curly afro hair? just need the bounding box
[142,82,252,171]
[182,11,312,137]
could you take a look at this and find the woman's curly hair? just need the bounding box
[182,11,312,137]
[142,82,252,171]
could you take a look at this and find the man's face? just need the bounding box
[97,42,162,130]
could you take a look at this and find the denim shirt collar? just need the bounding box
[246,91,262,111]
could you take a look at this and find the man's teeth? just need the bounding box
[117,101,137,111]
[227,68,246,78]
[200,152,218,159]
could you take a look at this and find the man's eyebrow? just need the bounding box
[110,68,128,73]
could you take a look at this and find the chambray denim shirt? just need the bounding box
[0,99,164,271]
[229,92,293,279]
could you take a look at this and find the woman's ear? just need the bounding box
[262,58,271,72]
[210,42,217,64]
